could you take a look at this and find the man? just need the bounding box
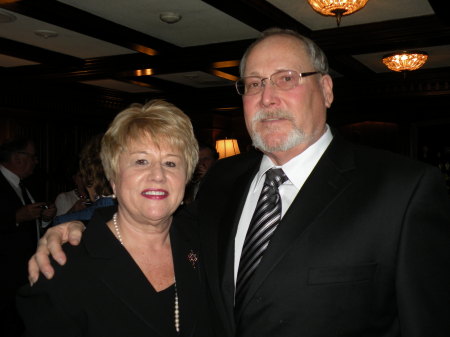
[29,29,450,336]
[0,138,56,336]
[184,143,218,204]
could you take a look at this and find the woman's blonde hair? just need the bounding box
[100,99,199,183]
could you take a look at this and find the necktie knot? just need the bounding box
[264,168,288,189]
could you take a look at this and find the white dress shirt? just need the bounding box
[0,165,49,241]
[0,165,34,205]
[234,126,334,283]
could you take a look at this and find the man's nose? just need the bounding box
[260,80,279,107]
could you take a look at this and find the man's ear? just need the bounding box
[321,74,334,108]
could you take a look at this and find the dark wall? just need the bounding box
[2,75,450,199]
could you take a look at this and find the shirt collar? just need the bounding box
[0,165,20,187]
[254,125,333,191]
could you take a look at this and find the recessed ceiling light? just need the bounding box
[159,12,182,24]
[0,10,16,23]
[34,30,58,39]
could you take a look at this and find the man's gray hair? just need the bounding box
[239,28,329,76]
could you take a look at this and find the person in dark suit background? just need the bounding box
[29,28,450,337]
[0,137,56,336]
[184,142,218,204]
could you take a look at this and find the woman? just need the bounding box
[52,134,115,226]
[54,169,89,216]
[17,100,214,337]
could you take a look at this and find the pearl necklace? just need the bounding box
[113,213,180,333]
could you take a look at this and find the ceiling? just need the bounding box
[1,0,450,123]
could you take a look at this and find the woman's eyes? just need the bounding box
[164,161,176,167]
[134,159,176,167]
[135,159,148,165]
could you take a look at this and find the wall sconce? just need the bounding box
[215,138,240,159]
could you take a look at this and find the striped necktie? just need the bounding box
[235,168,288,309]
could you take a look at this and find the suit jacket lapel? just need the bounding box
[0,171,25,219]
[170,217,203,337]
[0,172,22,205]
[218,166,258,325]
[196,150,261,335]
[0,171,37,232]
[236,137,356,316]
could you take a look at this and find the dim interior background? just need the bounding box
[1,0,449,198]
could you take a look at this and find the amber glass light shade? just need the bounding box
[307,0,369,26]
[382,51,428,72]
[215,139,240,159]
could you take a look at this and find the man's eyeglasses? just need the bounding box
[235,70,319,96]
[17,151,38,161]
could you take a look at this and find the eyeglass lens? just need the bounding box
[236,70,318,96]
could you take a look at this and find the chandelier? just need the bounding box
[382,51,428,72]
[307,0,369,26]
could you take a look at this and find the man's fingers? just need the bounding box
[27,255,41,285]
[46,232,68,266]
[67,221,85,245]
[27,221,85,284]
[28,237,57,281]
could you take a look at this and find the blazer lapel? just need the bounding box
[0,172,23,215]
[235,137,356,317]
[170,218,202,337]
[84,208,173,337]
[0,171,25,210]
[196,150,261,335]
[218,166,258,324]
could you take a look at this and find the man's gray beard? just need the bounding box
[250,109,307,153]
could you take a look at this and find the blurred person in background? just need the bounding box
[54,169,90,216]
[52,134,115,226]
[0,137,56,337]
[183,142,218,204]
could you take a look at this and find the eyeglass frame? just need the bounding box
[235,70,319,96]
[17,151,38,161]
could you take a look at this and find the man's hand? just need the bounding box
[28,221,85,285]
[16,202,46,223]
[41,203,57,222]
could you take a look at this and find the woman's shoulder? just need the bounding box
[171,208,199,241]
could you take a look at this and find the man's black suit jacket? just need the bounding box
[0,171,39,285]
[0,171,39,336]
[193,135,450,337]
[17,206,216,337]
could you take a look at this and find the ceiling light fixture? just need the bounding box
[159,12,182,24]
[34,30,58,39]
[307,0,369,27]
[382,51,428,72]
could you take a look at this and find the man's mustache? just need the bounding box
[253,109,294,122]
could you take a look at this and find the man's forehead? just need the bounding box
[245,37,309,72]
[252,35,306,54]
